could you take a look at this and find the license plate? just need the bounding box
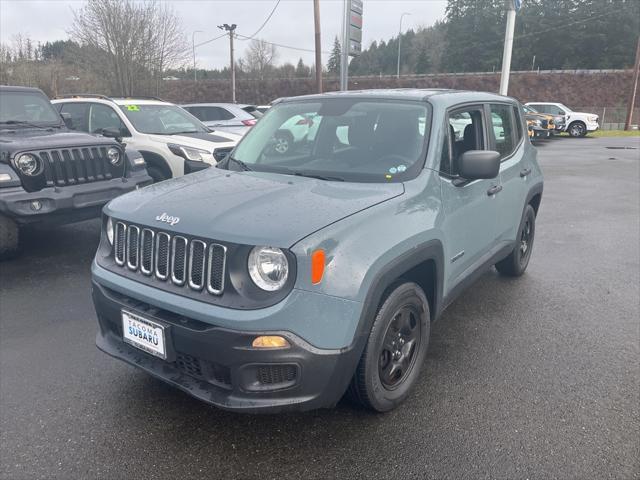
[122,310,166,359]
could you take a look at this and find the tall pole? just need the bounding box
[499,0,516,95]
[218,24,237,103]
[340,0,349,91]
[313,0,323,93]
[397,13,410,79]
[192,30,203,82]
[624,37,640,131]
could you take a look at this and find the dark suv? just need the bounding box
[0,86,151,258]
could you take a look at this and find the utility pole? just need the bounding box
[624,37,640,131]
[313,0,323,93]
[397,13,411,79]
[218,23,237,103]
[340,0,349,91]
[499,0,517,95]
[192,30,203,82]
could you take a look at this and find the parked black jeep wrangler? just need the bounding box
[0,86,151,258]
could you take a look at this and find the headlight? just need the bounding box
[106,216,114,245]
[588,115,598,122]
[107,147,121,165]
[167,143,209,161]
[15,153,42,176]
[248,246,289,291]
[534,119,542,126]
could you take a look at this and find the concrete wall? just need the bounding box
[159,69,638,123]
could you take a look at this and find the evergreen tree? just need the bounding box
[295,58,310,78]
[415,49,431,74]
[327,36,341,75]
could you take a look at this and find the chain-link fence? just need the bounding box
[575,106,639,130]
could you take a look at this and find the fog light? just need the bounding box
[252,336,290,349]
[0,173,12,182]
[30,200,42,211]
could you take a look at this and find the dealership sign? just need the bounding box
[348,0,363,56]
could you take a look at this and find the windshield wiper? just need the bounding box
[0,120,58,130]
[221,156,252,171]
[292,171,344,182]
[167,130,199,135]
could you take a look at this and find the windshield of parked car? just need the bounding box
[119,104,209,135]
[228,99,429,183]
[0,91,62,126]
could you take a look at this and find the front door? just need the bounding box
[438,105,503,294]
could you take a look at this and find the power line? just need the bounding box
[238,0,281,41]
[194,32,227,49]
[236,33,331,55]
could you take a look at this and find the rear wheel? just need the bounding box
[348,282,430,412]
[495,204,536,277]
[0,214,19,260]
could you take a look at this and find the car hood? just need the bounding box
[0,128,118,162]
[105,168,404,247]
[147,131,239,150]
[567,111,596,118]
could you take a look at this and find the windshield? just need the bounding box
[558,104,573,113]
[119,104,208,135]
[0,91,62,126]
[229,99,429,183]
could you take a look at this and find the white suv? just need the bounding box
[52,96,240,182]
[525,102,599,137]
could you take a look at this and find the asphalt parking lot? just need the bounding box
[1,136,638,480]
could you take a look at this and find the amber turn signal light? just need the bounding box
[252,336,290,348]
[311,249,325,284]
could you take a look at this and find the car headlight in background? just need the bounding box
[106,216,114,245]
[534,119,542,126]
[107,147,121,165]
[15,153,42,176]
[588,115,598,122]
[248,246,289,291]
[167,143,210,162]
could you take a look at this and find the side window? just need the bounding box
[489,104,516,159]
[548,105,565,115]
[89,103,127,135]
[530,104,545,113]
[203,107,234,121]
[513,106,523,142]
[59,103,89,131]
[444,107,485,176]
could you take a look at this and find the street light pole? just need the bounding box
[499,0,516,95]
[218,23,237,103]
[397,13,410,79]
[192,30,203,82]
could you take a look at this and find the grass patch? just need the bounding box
[589,130,640,138]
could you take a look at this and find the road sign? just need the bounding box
[348,0,363,56]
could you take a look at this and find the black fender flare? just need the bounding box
[525,181,544,214]
[138,151,172,179]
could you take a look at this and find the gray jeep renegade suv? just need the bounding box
[91,89,543,413]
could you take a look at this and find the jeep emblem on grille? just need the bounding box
[155,212,180,226]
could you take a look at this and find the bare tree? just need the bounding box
[69,0,187,96]
[244,39,278,80]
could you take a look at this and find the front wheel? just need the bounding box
[495,204,536,277]
[568,121,587,137]
[348,282,430,412]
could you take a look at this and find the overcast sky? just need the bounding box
[0,0,447,69]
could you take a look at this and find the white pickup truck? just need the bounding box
[525,102,599,137]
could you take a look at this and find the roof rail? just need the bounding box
[53,93,114,101]
[111,95,168,102]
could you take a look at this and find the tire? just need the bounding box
[495,204,536,277]
[0,214,19,260]
[273,131,294,155]
[568,121,587,138]
[348,281,430,412]
[147,166,168,183]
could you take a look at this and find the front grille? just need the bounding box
[113,221,226,296]
[40,146,124,187]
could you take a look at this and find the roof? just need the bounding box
[0,85,45,94]
[51,94,172,106]
[275,88,516,104]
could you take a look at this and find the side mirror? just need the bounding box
[558,110,565,115]
[101,127,123,142]
[458,150,500,180]
[60,112,73,129]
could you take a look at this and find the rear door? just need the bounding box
[488,103,528,244]
[439,104,502,293]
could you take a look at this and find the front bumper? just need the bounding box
[92,281,362,412]
[586,121,599,132]
[0,171,151,225]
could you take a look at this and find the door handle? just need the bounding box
[487,185,503,196]
[520,168,532,177]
